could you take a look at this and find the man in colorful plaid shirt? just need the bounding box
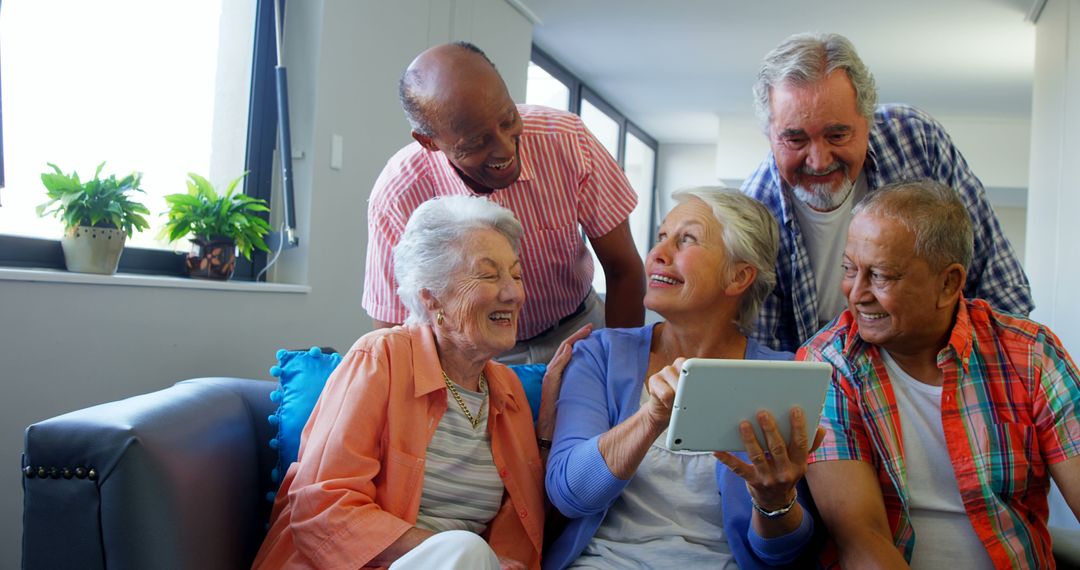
[800,180,1080,568]
[743,32,1032,352]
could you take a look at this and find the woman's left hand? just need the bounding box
[713,406,826,509]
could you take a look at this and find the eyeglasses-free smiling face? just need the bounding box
[437,99,523,193]
[436,228,525,359]
[644,198,739,317]
[413,51,524,194]
[768,70,870,211]
[841,213,952,355]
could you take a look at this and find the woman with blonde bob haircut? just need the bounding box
[255,195,571,570]
[544,187,824,569]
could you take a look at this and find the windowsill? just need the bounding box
[0,267,310,294]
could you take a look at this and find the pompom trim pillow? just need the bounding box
[266,346,342,499]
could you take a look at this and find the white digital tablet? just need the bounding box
[664,358,833,452]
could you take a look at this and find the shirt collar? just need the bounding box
[862,123,882,187]
[516,145,535,183]
[839,309,868,357]
[411,324,447,398]
[766,156,798,227]
[938,298,973,374]
[408,324,519,414]
[840,300,973,374]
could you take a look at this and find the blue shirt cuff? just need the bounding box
[746,506,813,565]
[564,435,626,506]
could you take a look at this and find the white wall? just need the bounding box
[994,206,1028,266]
[0,1,532,567]
[1028,0,1080,530]
[1027,0,1080,357]
[656,143,724,224]
[937,116,1031,189]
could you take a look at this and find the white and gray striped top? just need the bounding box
[414,384,504,534]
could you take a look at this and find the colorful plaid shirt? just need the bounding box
[743,104,1033,352]
[800,299,1080,568]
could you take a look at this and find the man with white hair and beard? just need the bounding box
[742,32,1032,352]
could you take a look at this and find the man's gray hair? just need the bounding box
[671,187,780,334]
[393,195,523,325]
[852,179,974,271]
[399,41,497,137]
[752,32,878,131]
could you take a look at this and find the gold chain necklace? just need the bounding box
[441,370,488,429]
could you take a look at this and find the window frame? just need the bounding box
[529,44,660,252]
[0,0,280,281]
[625,121,660,254]
[530,45,581,115]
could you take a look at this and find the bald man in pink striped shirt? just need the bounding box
[363,42,645,365]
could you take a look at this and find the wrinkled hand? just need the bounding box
[643,357,687,429]
[498,555,528,570]
[714,407,827,509]
[536,324,593,438]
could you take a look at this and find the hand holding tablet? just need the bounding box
[658,358,832,521]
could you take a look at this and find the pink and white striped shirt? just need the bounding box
[363,105,638,340]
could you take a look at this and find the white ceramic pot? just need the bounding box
[60,226,126,275]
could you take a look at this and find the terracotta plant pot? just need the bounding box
[185,237,237,280]
[60,226,126,275]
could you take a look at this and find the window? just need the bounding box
[580,96,621,161]
[525,62,570,112]
[527,45,658,295]
[0,0,279,280]
[624,127,657,261]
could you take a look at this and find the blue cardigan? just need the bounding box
[543,325,821,570]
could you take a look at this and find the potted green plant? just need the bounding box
[36,162,151,275]
[160,172,271,280]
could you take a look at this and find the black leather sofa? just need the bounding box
[22,378,277,570]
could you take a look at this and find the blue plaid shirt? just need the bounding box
[743,104,1033,352]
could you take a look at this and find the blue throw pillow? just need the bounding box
[266,347,342,498]
[511,363,546,421]
[265,349,545,498]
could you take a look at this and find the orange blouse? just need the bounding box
[253,325,545,569]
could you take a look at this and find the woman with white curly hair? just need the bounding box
[256,195,584,570]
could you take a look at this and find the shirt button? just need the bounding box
[519,510,528,518]
[499,469,508,478]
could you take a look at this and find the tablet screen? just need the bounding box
[664,358,832,452]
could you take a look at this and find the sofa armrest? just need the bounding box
[23,377,278,570]
[1054,526,1080,568]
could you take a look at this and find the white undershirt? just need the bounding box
[415,384,503,534]
[881,350,994,570]
[790,173,867,328]
[569,388,736,569]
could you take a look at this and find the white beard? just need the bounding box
[793,177,855,212]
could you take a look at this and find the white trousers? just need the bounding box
[389,530,500,570]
